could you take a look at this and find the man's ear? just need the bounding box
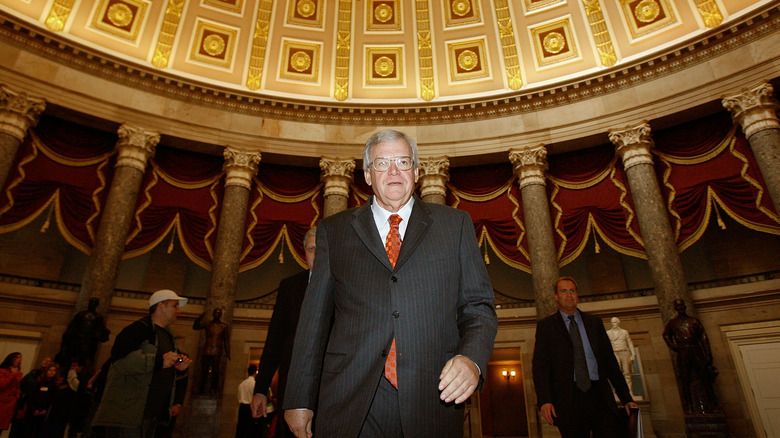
[364,170,372,186]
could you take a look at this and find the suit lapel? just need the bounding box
[351,199,393,270]
[395,197,431,270]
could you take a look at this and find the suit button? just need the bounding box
[392,311,400,318]
[381,349,388,357]
[391,276,397,282]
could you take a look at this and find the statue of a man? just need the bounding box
[193,307,231,395]
[662,299,719,414]
[607,317,636,395]
[58,297,110,369]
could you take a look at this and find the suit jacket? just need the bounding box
[532,309,633,426]
[283,196,498,437]
[255,269,309,408]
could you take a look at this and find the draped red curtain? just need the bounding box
[1,112,777,273]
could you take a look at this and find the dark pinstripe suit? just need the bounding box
[283,196,498,437]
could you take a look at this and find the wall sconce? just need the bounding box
[501,369,517,381]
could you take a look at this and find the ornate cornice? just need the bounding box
[0,5,778,126]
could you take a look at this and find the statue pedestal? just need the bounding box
[183,396,221,438]
[685,414,731,438]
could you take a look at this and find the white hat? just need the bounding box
[149,289,188,308]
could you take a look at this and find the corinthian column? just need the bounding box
[509,146,558,319]
[320,157,355,217]
[609,123,692,324]
[722,81,780,215]
[418,157,450,205]
[0,85,46,189]
[77,124,159,315]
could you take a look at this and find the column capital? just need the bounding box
[418,156,450,200]
[722,81,780,139]
[609,122,654,170]
[319,157,355,198]
[223,147,262,189]
[116,124,160,172]
[509,145,548,189]
[0,85,46,141]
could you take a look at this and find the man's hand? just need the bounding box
[162,351,179,368]
[624,401,640,415]
[540,403,556,425]
[171,404,181,417]
[250,393,268,418]
[285,409,314,438]
[438,356,479,404]
[174,354,192,371]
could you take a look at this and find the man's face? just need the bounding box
[304,233,316,271]
[214,308,223,320]
[554,279,579,315]
[155,300,181,326]
[364,139,419,212]
[611,317,619,329]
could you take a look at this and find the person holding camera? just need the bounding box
[92,289,192,437]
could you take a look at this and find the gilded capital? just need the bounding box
[116,124,160,172]
[609,122,654,170]
[509,145,548,189]
[722,82,780,139]
[320,157,355,198]
[223,147,262,189]
[418,156,450,200]
[0,85,46,142]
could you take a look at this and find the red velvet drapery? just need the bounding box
[1,113,777,272]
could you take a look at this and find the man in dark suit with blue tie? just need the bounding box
[251,228,317,438]
[283,129,498,437]
[532,276,639,437]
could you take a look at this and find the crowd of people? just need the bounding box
[0,354,99,438]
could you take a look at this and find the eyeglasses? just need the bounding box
[369,156,414,172]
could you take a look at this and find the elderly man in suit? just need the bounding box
[283,129,498,438]
[532,277,639,437]
[250,227,317,438]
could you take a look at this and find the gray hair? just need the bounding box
[362,129,419,171]
[303,227,317,247]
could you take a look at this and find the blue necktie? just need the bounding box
[569,315,592,392]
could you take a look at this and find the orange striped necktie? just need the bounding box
[384,214,402,388]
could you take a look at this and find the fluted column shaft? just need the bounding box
[419,157,450,205]
[723,81,780,215]
[78,125,159,315]
[0,86,45,189]
[609,123,692,324]
[320,157,355,217]
[207,148,261,321]
[509,146,558,319]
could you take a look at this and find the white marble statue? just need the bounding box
[607,317,636,395]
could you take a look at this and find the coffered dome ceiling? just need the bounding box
[0,0,778,161]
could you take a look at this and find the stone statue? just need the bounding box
[607,316,636,395]
[193,307,230,395]
[663,299,720,414]
[57,297,110,370]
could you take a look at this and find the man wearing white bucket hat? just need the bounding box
[93,289,193,437]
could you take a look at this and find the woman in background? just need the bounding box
[0,353,23,435]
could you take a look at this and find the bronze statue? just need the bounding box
[193,307,230,395]
[57,297,110,370]
[663,299,719,414]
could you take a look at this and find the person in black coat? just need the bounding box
[532,276,638,437]
[251,227,316,438]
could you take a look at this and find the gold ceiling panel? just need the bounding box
[445,0,482,27]
[90,0,148,42]
[286,0,324,29]
[204,0,245,15]
[447,38,490,82]
[530,17,579,67]
[365,46,404,86]
[189,20,238,70]
[279,39,321,83]
[523,0,567,14]
[621,0,677,39]
[366,0,401,32]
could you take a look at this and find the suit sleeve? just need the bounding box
[531,318,554,408]
[282,227,335,410]
[453,210,499,381]
[254,278,291,396]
